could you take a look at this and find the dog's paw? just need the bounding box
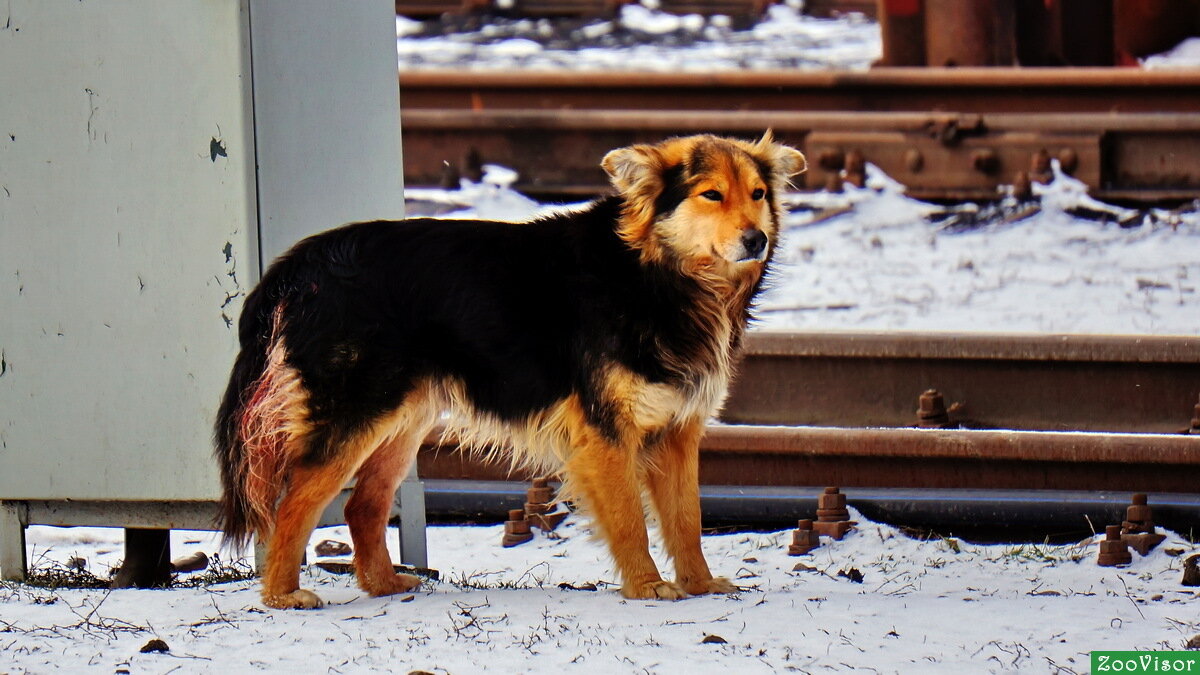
[362,572,422,597]
[622,580,688,601]
[685,576,740,596]
[262,588,324,610]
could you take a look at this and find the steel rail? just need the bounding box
[416,424,1200,493]
[399,107,1200,200]
[724,332,1200,434]
[398,68,1200,114]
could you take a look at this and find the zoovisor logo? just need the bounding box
[1092,652,1200,673]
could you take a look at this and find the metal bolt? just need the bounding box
[1188,394,1200,434]
[1097,524,1132,567]
[917,389,952,428]
[1011,170,1032,201]
[1057,147,1079,175]
[1030,148,1053,184]
[502,508,533,547]
[438,160,461,190]
[904,149,924,173]
[463,147,484,183]
[844,149,865,174]
[788,519,820,556]
[813,487,855,539]
[817,149,845,172]
[971,149,1000,174]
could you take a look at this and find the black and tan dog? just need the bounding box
[215,132,805,609]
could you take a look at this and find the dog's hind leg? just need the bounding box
[562,401,684,600]
[261,435,373,610]
[645,418,737,596]
[344,421,431,597]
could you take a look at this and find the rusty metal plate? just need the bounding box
[806,129,1100,195]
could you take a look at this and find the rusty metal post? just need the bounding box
[924,0,1016,67]
[877,0,926,66]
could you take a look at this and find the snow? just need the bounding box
[4,511,1198,672]
[408,162,1200,335]
[395,2,880,71]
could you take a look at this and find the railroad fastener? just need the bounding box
[1011,170,1032,201]
[788,519,820,556]
[817,149,845,172]
[1057,148,1079,175]
[843,149,866,189]
[1030,149,1053,184]
[1183,554,1200,587]
[916,389,952,428]
[971,149,1000,175]
[1187,394,1200,434]
[905,149,924,173]
[1097,525,1132,567]
[463,147,484,183]
[525,476,568,531]
[1121,493,1166,556]
[813,487,856,539]
[502,508,534,547]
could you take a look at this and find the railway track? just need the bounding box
[399,69,1200,201]
[416,331,1200,496]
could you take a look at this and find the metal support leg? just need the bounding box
[397,462,428,568]
[0,501,28,582]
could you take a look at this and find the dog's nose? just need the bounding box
[741,229,768,260]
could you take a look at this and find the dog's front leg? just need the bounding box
[645,418,737,596]
[564,407,684,600]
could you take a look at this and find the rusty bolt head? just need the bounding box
[1057,147,1079,175]
[844,149,866,173]
[817,149,845,172]
[824,173,843,193]
[1132,493,1148,506]
[917,389,951,428]
[1105,524,1122,540]
[971,149,1000,175]
[507,509,526,522]
[1190,395,1200,432]
[824,487,839,495]
[798,519,814,530]
[1030,148,1051,174]
[439,160,461,190]
[1011,171,1032,201]
[904,149,924,173]
[533,477,549,489]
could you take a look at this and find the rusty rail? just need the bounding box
[414,331,1200,494]
[417,424,1200,493]
[401,107,1200,200]
[399,69,1200,114]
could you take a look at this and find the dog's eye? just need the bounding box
[751,188,765,200]
[700,190,723,202]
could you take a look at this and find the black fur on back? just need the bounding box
[215,194,767,538]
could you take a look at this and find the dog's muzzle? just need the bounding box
[738,229,769,262]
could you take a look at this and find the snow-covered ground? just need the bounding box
[4,511,1198,672]
[409,160,1200,336]
[396,1,881,71]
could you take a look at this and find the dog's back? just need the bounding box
[215,133,805,609]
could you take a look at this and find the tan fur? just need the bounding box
[253,132,805,608]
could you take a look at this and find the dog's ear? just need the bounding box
[755,130,807,177]
[602,145,663,196]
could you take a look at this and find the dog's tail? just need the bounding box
[214,261,305,550]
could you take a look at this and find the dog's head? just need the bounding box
[602,132,805,274]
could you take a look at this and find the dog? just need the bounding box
[214,132,805,609]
